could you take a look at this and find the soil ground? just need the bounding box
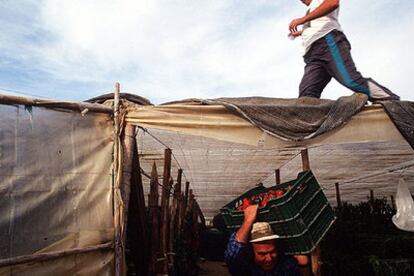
[198,260,231,275]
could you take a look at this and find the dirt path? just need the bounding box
[198,260,231,275]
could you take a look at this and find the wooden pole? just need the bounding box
[176,169,183,231]
[301,149,310,171]
[195,201,206,227]
[148,162,160,275]
[128,140,149,276]
[301,148,319,276]
[335,182,342,208]
[184,181,190,214]
[0,94,113,114]
[370,190,374,203]
[113,82,123,276]
[168,173,181,268]
[178,191,186,232]
[275,169,281,185]
[0,242,113,268]
[118,124,136,275]
[160,149,172,274]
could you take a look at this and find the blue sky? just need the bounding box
[0,0,413,104]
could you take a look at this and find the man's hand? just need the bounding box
[244,204,259,224]
[289,17,306,34]
[236,204,259,243]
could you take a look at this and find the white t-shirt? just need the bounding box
[301,0,342,54]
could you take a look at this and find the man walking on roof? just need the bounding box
[289,0,400,102]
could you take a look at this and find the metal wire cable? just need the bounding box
[136,126,191,195]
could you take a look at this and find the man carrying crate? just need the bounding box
[224,205,306,275]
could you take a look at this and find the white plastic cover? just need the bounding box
[0,104,114,275]
[392,178,414,232]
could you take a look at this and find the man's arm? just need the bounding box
[224,205,259,275]
[236,204,258,243]
[289,0,340,34]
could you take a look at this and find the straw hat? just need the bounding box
[250,222,279,243]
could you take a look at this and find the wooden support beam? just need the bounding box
[119,124,136,275]
[176,169,183,194]
[0,94,113,114]
[176,169,183,231]
[370,190,374,202]
[120,125,135,231]
[301,149,310,171]
[184,181,190,214]
[168,175,181,269]
[178,191,186,232]
[148,162,160,275]
[335,182,342,208]
[195,201,206,227]
[275,169,281,185]
[113,82,122,276]
[0,242,113,268]
[160,148,172,274]
[301,148,321,276]
[128,137,149,276]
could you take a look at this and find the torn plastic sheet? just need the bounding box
[392,178,414,232]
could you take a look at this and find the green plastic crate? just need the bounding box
[220,170,336,254]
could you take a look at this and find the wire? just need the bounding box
[137,126,190,196]
[137,126,190,183]
[323,160,414,190]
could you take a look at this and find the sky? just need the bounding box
[0,0,413,104]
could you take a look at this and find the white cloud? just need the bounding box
[0,0,412,102]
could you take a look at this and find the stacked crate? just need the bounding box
[220,170,336,254]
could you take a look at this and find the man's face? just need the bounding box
[252,241,278,271]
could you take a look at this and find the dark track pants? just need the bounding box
[299,30,399,101]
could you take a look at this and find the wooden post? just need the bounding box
[188,189,194,213]
[176,170,183,231]
[370,190,374,202]
[301,149,310,171]
[128,139,149,276]
[275,169,281,185]
[113,82,122,276]
[335,182,342,208]
[160,149,172,274]
[148,162,160,275]
[195,201,206,227]
[119,124,136,275]
[169,171,182,267]
[176,169,183,194]
[184,181,190,214]
[301,148,320,276]
[178,191,186,231]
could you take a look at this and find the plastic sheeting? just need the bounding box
[126,104,405,148]
[0,104,114,275]
[129,102,414,220]
[392,178,414,232]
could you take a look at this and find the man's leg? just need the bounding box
[299,62,332,98]
[324,31,400,101]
